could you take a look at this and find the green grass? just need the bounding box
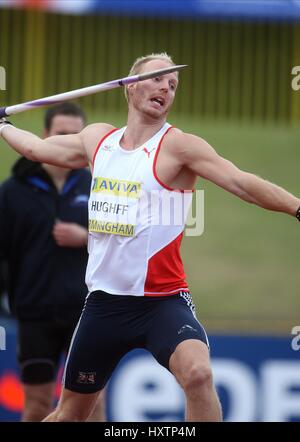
[1,111,299,333]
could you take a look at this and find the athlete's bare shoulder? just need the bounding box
[80,123,116,164]
[161,127,182,152]
[164,127,208,157]
[163,127,200,155]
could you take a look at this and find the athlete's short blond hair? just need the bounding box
[125,53,175,101]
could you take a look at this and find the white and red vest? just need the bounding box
[85,122,192,296]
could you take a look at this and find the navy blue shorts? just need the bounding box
[63,290,209,394]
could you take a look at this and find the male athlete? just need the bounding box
[1,53,299,422]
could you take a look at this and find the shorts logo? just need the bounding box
[178,324,198,335]
[77,371,96,384]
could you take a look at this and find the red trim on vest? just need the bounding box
[153,126,195,193]
[153,126,175,191]
[144,232,189,297]
[92,128,118,169]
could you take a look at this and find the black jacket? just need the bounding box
[0,158,91,321]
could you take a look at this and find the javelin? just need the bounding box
[0,65,187,118]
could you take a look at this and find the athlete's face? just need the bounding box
[128,59,178,119]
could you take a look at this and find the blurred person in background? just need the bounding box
[0,103,104,421]
[0,53,299,422]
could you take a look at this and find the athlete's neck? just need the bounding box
[122,109,167,150]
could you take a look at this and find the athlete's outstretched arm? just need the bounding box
[177,132,300,218]
[0,120,87,168]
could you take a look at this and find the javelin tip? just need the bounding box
[137,64,188,82]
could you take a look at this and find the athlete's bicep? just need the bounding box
[38,133,87,168]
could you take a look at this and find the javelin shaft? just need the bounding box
[0,65,187,118]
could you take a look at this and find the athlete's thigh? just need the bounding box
[63,293,131,393]
[145,292,209,370]
[169,338,211,381]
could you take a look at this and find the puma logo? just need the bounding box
[143,147,156,158]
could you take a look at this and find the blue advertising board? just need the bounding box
[1,319,300,421]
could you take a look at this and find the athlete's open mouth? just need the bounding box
[150,97,164,106]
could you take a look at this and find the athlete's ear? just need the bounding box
[127,83,136,98]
